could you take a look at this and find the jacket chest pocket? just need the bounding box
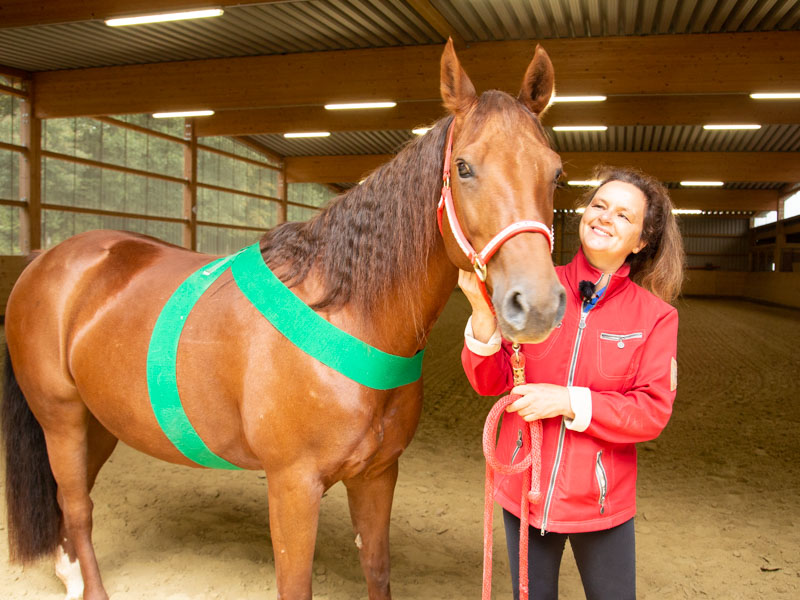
[597,331,644,380]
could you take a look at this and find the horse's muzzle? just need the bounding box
[496,280,566,343]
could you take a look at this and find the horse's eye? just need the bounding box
[553,168,563,185]
[457,160,472,178]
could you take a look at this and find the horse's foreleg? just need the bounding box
[344,460,399,600]
[45,405,115,600]
[266,468,324,600]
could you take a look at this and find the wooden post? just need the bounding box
[18,78,41,252]
[277,161,288,225]
[183,118,198,250]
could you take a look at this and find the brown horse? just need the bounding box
[2,40,564,600]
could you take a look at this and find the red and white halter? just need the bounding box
[436,122,554,312]
[436,121,549,600]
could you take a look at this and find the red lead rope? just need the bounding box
[482,349,543,600]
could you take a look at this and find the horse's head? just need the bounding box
[438,39,566,344]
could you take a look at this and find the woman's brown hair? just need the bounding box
[581,166,685,304]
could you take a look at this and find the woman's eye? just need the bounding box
[618,213,630,221]
[457,161,472,178]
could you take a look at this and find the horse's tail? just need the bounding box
[2,344,61,563]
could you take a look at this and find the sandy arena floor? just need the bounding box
[2,294,799,599]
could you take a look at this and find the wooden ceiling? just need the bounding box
[2,0,799,212]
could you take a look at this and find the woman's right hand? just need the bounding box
[458,269,497,342]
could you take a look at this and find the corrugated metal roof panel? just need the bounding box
[0,1,444,72]
[1,1,798,71]
[250,129,413,156]
[432,0,799,41]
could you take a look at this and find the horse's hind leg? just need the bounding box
[45,405,118,600]
[344,461,399,600]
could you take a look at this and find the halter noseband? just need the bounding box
[436,122,554,313]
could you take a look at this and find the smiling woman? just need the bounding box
[460,165,686,600]
[581,167,685,304]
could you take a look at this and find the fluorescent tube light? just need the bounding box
[552,125,608,132]
[412,127,432,136]
[750,93,800,100]
[672,209,704,215]
[550,95,607,103]
[106,8,224,27]
[283,132,331,138]
[680,181,724,187]
[153,110,214,118]
[703,124,761,130]
[324,102,397,110]
[567,180,602,187]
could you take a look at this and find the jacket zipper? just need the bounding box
[540,300,591,535]
[510,429,523,464]
[595,451,608,515]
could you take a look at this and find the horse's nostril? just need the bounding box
[504,289,531,328]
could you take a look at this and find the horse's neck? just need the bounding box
[363,238,457,356]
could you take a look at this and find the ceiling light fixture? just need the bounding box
[553,125,608,132]
[672,209,704,215]
[680,181,724,187]
[567,180,602,186]
[703,124,761,130]
[283,132,331,138]
[550,95,607,103]
[106,8,224,27]
[324,102,397,110]
[750,92,800,100]
[153,110,214,118]
[412,127,432,136]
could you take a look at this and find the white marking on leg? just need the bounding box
[355,533,363,549]
[55,544,85,600]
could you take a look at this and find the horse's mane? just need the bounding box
[259,115,454,317]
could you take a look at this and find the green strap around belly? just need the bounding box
[147,251,244,469]
[147,243,424,468]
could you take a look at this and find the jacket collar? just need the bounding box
[564,248,632,305]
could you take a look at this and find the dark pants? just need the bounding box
[502,509,636,600]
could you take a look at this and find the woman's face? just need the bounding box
[579,180,648,273]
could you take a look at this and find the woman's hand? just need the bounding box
[507,384,575,421]
[458,269,496,342]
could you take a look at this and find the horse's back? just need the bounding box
[4,230,233,464]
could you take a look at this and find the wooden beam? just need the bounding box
[32,32,800,118]
[554,187,778,212]
[0,1,264,28]
[0,63,30,80]
[544,94,800,128]
[197,101,447,137]
[18,80,40,252]
[182,119,197,250]
[405,0,466,49]
[196,93,800,136]
[285,151,800,186]
[285,155,392,184]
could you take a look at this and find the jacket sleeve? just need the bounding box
[583,307,679,444]
[460,318,514,396]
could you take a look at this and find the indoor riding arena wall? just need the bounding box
[1,287,798,599]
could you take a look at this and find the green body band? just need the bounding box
[231,243,424,390]
[147,251,244,469]
[147,243,424,468]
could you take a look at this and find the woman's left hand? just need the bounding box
[507,384,575,421]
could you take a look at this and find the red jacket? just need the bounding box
[462,249,678,533]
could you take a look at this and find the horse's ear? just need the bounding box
[518,44,555,116]
[440,38,477,115]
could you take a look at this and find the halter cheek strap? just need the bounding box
[436,122,554,313]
